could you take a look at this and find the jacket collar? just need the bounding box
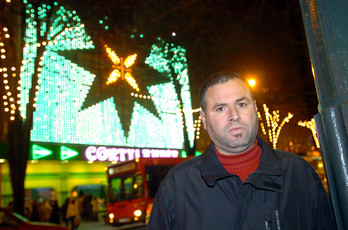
[201,136,284,193]
[200,143,231,186]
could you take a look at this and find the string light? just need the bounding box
[298,118,320,148]
[258,104,293,149]
[1,25,20,121]
[194,117,202,140]
[130,92,149,99]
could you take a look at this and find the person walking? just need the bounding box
[147,71,337,230]
[38,199,51,222]
[61,198,70,227]
[29,199,40,222]
[66,199,79,230]
[90,196,99,221]
[49,199,61,224]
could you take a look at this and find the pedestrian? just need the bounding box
[29,199,39,221]
[61,198,70,227]
[37,199,51,222]
[49,199,61,224]
[82,194,92,220]
[90,196,99,221]
[66,199,80,230]
[76,193,85,220]
[147,71,337,229]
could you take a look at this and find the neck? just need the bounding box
[215,140,257,155]
[215,140,262,182]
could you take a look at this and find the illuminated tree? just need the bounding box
[0,0,92,214]
[146,38,195,155]
[298,118,320,148]
[1,1,30,215]
[192,108,202,141]
[258,104,293,149]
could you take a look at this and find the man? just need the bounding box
[147,72,337,230]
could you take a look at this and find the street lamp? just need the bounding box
[248,78,256,88]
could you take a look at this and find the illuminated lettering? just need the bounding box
[142,149,179,158]
[84,146,179,162]
[142,149,151,158]
[85,146,97,161]
[96,147,108,161]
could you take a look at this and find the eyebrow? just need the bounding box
[212,97,250,109]
[213,102,227,109]
[235,97,250,103]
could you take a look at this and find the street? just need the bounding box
[79,221,146,230]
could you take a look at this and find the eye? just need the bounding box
[237,102,247,108]
[216,106,225,112]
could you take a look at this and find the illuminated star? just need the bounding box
[78,44,167,138]
[104,45,139,91]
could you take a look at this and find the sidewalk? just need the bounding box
[78,221,113,230]
[78,221,146,230]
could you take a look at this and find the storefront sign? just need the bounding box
[85,146,179,162]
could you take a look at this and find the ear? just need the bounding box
[254,100,258,112]
[200,109,207,130]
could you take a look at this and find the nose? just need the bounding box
[228,107,240,122]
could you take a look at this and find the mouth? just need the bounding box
[228,126,244,135]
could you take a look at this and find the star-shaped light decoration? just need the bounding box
[105,44,139,91]
[79,43,163,138]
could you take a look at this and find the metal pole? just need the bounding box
[299,0,348,229]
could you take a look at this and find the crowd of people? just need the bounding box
[19,193,100,229]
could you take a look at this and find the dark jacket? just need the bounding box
[147,137,337,230]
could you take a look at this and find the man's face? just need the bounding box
[200,79,259,155]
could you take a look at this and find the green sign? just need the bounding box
[60,146,79,160]
[32,144,53,160]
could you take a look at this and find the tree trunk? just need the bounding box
[170,67,195,155]
[7,118,28,215]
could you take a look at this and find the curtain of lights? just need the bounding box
[20,1,194,149]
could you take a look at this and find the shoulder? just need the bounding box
[167,155,203,176]
[258,137,316,175]
[258,136,312,170]
[154,156,203,197]
[274,149,312,168]
[273,149,321,182]
[159,155,203,187]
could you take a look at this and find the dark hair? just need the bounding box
[199,71,253,112]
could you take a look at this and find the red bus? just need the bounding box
[105,157,191,227]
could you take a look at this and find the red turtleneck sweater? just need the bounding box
[215,141,262,182]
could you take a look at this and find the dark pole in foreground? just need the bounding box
[299,0,348,229]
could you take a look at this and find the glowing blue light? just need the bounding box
[21,2,194,150]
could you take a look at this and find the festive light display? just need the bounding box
[1,26,19,121]
[104,45,139,91]
[20,1,95,121]
[192,108,202,140]
[298,118,320,148]
[258,104,293,149]
[145,38,195,147]
[15,2,194,150]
